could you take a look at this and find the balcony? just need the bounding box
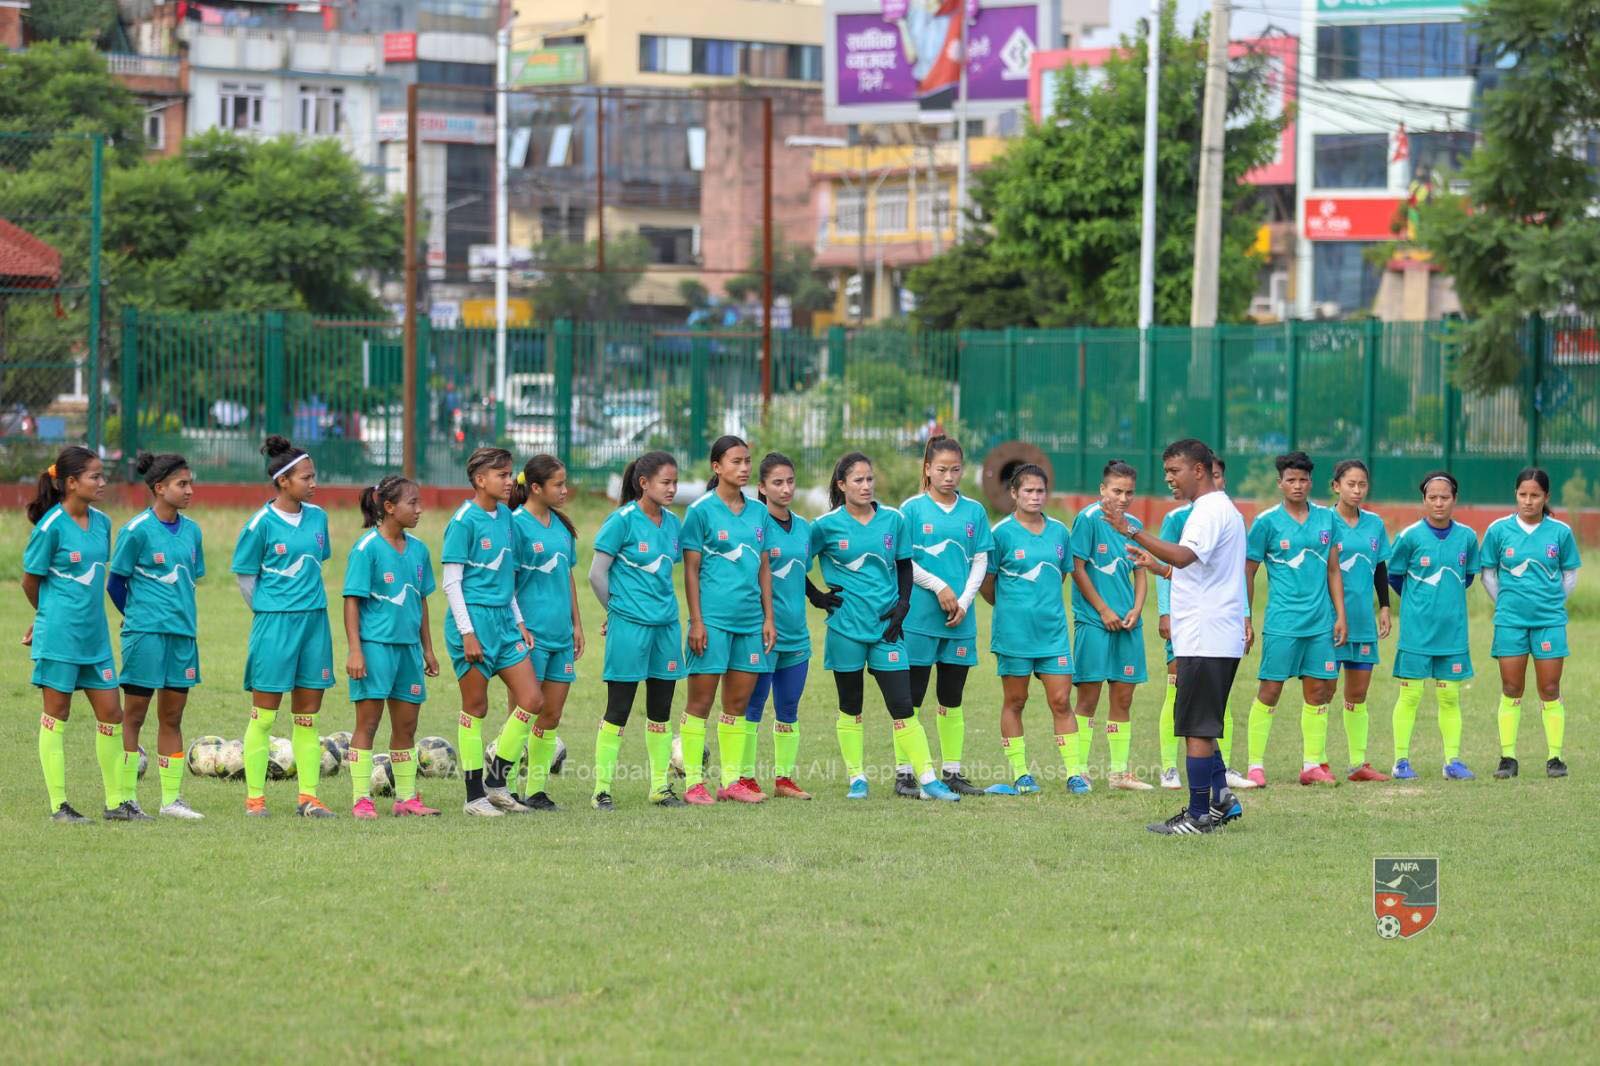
[105,53,181,78]
[181,24,381,76]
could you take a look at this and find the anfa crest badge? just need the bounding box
[1374,857,1438,939]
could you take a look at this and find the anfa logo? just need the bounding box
[838,539,849,551]
[1279,539,1290,551]
[315,532,325,549]
[416,565,425,582]
[1319,529,1331,545]
[410,683,422,695]
[1374,857,1439,939]
[717,530,729,541]
[887,650,900,663]
[274,543,287,555]
[153,552,166,565]
[1370,537,1379,551]
[383,572,395,584]
[480,537,492,550]
[965,523,975,538]
[754,527,764,542]
[1458,552,1467,566]
[883,534,895,550]
[922,523,934,534]
[1014,548,1026,560]
[69,550,81,563]
[1056,544,1065,559]
[638,542,650,553]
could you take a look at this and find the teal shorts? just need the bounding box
[1072,623,1147,684]
[120,632,200,690]
[244,609,334,693]
[906,630,979,668]
[603,616,683,682]
[1492,624,1568,660]
[531,644,577,683]
[772,646,810,670]
[446,604,530,680]
[1339,639,1381,667]
[1258,632,1339,682]
[1394,649,1473,681]
[996,651,1074,678]
[33,656,118,693]
[824,628,907,673]
[351,641,427,704]
[687,624,772,676]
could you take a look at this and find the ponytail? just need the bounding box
[515,454,578,538]
[28,445,95,524]
[1102,458,1137,483]
[829,451,872,510]
[921,434,963,490]
[261,434,308,486]
[621,451,677,505]
[360,474,416,529]
[706,434,746,493]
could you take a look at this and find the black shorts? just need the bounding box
[1174,656,1239,740]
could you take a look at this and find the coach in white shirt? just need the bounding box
[1107,439,1246,835]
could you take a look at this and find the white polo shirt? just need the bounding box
[1171,489,1247,659]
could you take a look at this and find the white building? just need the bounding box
[1295,0,1479,318]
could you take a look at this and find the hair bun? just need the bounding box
[134,451,156,476]
[261,434,295,458]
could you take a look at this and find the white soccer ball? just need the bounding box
[220,739,245,780]
[549,735,567,776]
[187,736,226,777]
[1376,914,1402,940]
[669,735,710,778]
[370,752,395,797]
[327,730,353,754]
[320,737,343,777]
[137,745,148,779]
[417,736,457,778]
[267,736,296,779]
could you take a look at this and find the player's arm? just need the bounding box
[1127,564,1148,629]
[343,595,366,679]
[683,547,707,654]
[1071,557,1121,630]
[979,571,996,607]
[569,571,585,660]
[1124,524,1199,570]
[419,596,440,676]
[758,550,776,653]
[587,552,613,608]
[1373,561,1392,637]
[1327,541,1347,645]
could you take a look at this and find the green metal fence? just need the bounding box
[115,309,1600,505]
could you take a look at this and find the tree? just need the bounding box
[0,41,143,157]
[105,131,405,314]
[907,9,1284,329]
[1414,0,1600,390]
[528,233,648,320]
[906,229,1062,331]
[22,0,118,44]
[724,227,833,312]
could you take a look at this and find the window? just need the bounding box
[834,187,864,238]
[219,83,264,131]
[1409,131,1474,182]
[917,185,951,233]
[418,0,496,34]
[299,85,345,135]
[639,35,691,74]
[641,35,821,81]
[639,226,697,265]
[1313,133,1389,189]
[1313,242,1382,314]
[876,186,908,235]
[1316,22,1479,80]
[418,61,494,114]
[144,110,165,150]
[540,205,586,245]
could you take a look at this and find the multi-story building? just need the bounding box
[1295,0,1477,318]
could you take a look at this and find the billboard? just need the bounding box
[824,0,1058,124]
[1318,0,1466,18]
[511,46,588,87]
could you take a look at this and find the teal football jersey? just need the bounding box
[344,530,434,645]
[682,490,766,632]
[988,514,1071,658]
[23,505,114,664]
[230,502,330,613]
[1480,514,1581,629]
[1070,502,1143,629]
[761,510,813,653]
[1246,503,1337,637]
[1389,520,1480,656]
[901,493,993,641]
[593,502,683,626]
[441,500,520,607]
[110,509,205,637]
[513,507,577,650]
[1331,509,1390,645]
[808,504,910,645]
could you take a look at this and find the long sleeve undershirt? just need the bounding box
[588,552,613,608]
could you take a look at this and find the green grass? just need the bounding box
[2,495,1597,1063]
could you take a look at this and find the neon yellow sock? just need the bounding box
[1498,695,1521,758]
[1076,713,1094,771]
[391,747,417,802]
[740,718,759,780]
[39,713,67,812]
[836,712,864,781]
[158,750,184,808]
[458,713,485,773]
[681,715,708,790]
[645,721,672,795]
[594,721,623,796]
[936,705,964,769]
[493,707,533,778]
[1344,702,1369,767]
[243,707,277,800]
[526,728,558,797]
[1542,700,1565,760]
[1106,719,1131,773]
[1003,734,1028,781]
[1220,707,1235,767]
[773,722,799,778]
[350,748,371,805]
[716,714,745,788]
[94,721,122,810]
[895,716,935,780]
[121,748,139,808]
[1392,680,1422,761]
[1436,681,1463,761]
[1301,703,1329,767]
[291,714,321,798]
[1056,731,1085,778]
[1247,699,1274,767]
[1159,673,1179,772]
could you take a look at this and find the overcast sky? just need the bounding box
[1086,0,1284,48]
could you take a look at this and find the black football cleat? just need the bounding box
[1493,757,1518,779]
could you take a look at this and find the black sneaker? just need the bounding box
[894,772,921,798]
[1493,756,1518,779]
[591,791,615,812]
[525,791,559,811]
[1147,808,1214,835]
[1547,757,1569,778]
[549,743,567,776]
[52,803,91,824]
[1208,788,1242,827]
[104,802,137,822]
[123,801,155,822]
[650,786,686,808]
[941,770,985,797]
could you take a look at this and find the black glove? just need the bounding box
[879,600,909,644]
[806,580,844,614]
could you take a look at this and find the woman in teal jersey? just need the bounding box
[1328,460,1393,783]
[23,446,125,823]
[743,452,840,801]
[587,451,685,810]
[1069,459,1151,790]
[809,451,958,802]
[231,435,336,818]
[1480,467,1581,779]
[343,475,441,818]
[109,452,206,819]
[1386,471,1480,781]
[491,453,585,810]
[680,436,777,806]
[444,446,544,816]
[898,435,993,798]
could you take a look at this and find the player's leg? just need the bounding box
[997,673,1034,792]
[1072,680,1103,780]
[593,680,635,811]
[1158,659,1181,788]
[717,667,763,802]
[389,697,435,815]
[1494,649,1528,779]
[769,658,810,799]
[1340,664,1387,781]
[1044,670,1089,793]
[643,677,679,804]
[1389,653,1426,779]
[120,686,152,813]
[1106,679,1151,789]
[457,664,495,813]
[1298,671,1337,785]
[524,678,571,809]
[876,665,956,802]
[349,697,385,817]
[83,684,128,819]
[289,686,332,817]
[38,684,80,820]
[744,668,772,782]
[900,638,935,793]
[486,651,543,805]
[680,672,720,802]
[1534,650,1567,777]
[1247,670,1286,787]
[934,659,978,794]
[833,668,868,799]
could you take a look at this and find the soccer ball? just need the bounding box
[320,737,343,777]
[369,752,395,797]
[327,730,353,753]
[187,736,226,777]
[669,734,710,778]
[485,737,528,783]
[417,736,457,779]
[1376,914,1403,940]
[220,739,245,780]
[267,736,296,779]
[137,745,148,779]
[549,735,567,775]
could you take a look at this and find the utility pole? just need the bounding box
[1137,0,1162,400]
[954,10,970,242]
[494,24,510,439]
[1190,0,1230,328]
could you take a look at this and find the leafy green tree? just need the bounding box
[905,229,1058,330]
[908,8,1283,329]
[528,233,647,320]
[0,41,142,153]
[1415,0,1600,390]
[22,0,117,46]
[724,227,833,312]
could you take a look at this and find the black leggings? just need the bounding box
[833,669,914,720]
[603,679,675,727]
[908,663,970,709]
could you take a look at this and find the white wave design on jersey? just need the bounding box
[1339,551,1373,573]
[1091,558,1123,577]
[49,561,105,586]
[1409,566,1466,588]
[704,543,754,565]
[771,558,804,580]
[1005,561,1061,583]
[261,553,323,580]
[518,553,570,575]
[619,554,674,575]
[463,547,511,572]
[134,563,197,589]
[1269,547,1326,570]
[914,538,968,561]
[371,583,423,608]
[841,552,890,572]
[1503,558,1559,581]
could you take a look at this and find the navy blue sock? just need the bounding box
[1186,754,1213,818]
[1211,749,1228,802]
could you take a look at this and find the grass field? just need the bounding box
[2,491,1597,1064]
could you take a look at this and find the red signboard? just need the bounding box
[1303,197,1404,241]
[384,32,417,64]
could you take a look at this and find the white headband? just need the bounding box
[271,453,308,481]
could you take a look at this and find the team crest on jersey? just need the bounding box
[1505,547,1516,557]
[1058,656,1069,667]
[1451,662,1463,674]
[718,529,729,541]
[1014,548,1026,560]
[1374,857,1438,939]
[1420,555,1431,568]
[534,542,544,554]
[1547,544,1560,559]
[315,532,325,549]
[770,546,782,558]
[274,543,287,555]
[480,537,492,550]
[749,653,760,665]
[514,641,526,654]
[667,660,678,672]
[1370,537,1379,551]
[754,526,764,543]
[957,645,969,658]
[1359,644,1371,656]
[638,541,649,553]
[1124,664,1135,676]
[1096,543,1108,554]
[1279,539,1290,550]
[1319,530,1331,545]
[922,523,934,534]
[322,668,331,680]
[153,552,166,565]
[1541,640,1552,652]
[102,668,114,681]
[1056,544,1065,559]
[383,572,395,584]
[883,534,895,550]
[1325,661,1335,672]
[69,550,81,563]
[965,523,975,538]
[1457,552,1467,566]
[410,683,422,696]
[416,565,424,582]
[564,662,574,674]
[838,539,849,551]
[185,667,196,679]
[887,650,900,663]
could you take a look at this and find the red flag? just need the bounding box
[1391,123,1409,164]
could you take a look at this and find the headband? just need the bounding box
[271,452,308,482]
[1420,473,1458,495]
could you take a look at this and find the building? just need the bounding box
[1295,0,1477,318]
[107,2,189,159]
